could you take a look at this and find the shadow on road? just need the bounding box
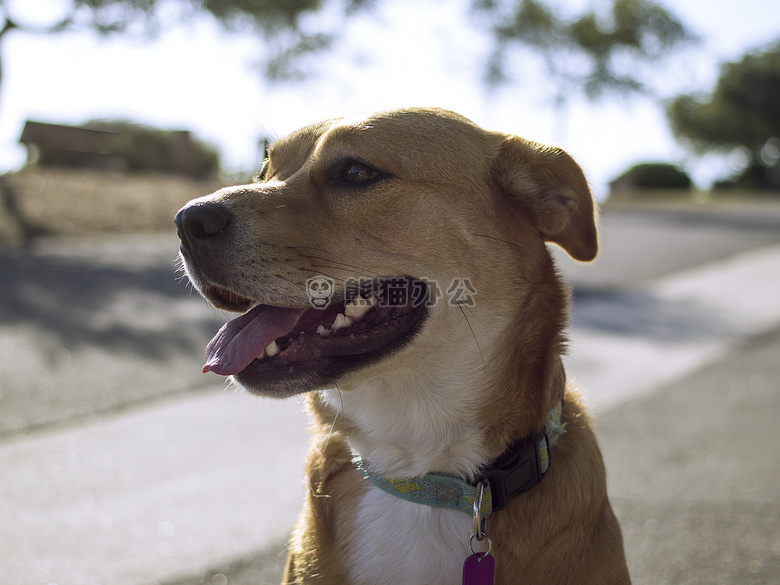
[0,237,227,436]
[0,247,214,359]
[571,288,721,341]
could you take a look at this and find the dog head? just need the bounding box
[175,107,596,398]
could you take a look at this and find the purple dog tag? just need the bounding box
[462,552,495,585]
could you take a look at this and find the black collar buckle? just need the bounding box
[480,431,549,511]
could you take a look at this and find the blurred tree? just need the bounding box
[610,161,692,192]
[0,0,375,109]
[668,41,780,190]
[473,0,695,136]
[0,0,696,108]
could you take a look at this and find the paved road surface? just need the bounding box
[1,202,779,585]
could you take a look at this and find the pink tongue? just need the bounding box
[203,305,305,376]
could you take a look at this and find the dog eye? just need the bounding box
[339,162,380,184]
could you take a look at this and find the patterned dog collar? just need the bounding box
[354,400,565,518]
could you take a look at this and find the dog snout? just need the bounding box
[175,201,232,249]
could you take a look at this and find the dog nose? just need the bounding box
[175,202,232,246]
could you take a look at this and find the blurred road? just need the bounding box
[1,201,780,585]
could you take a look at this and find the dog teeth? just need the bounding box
[264,340,280,357]
[345,301,370,320]
[315,293,379,337]
[256,340,280,360]
[344,293,379,320]
[331,313,353,331]
[253,293,379,362]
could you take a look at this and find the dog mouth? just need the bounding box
[200,278,429,395]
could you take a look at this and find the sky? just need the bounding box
[1,0,780,199]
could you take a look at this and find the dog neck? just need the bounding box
[315,266,570,481]
[316,347,566,481]
[352,399,565,517]
[319,366,490,479]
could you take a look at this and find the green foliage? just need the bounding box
[611,162,692,190]
[1,0,693,96]
[0,0,376,85]
[668,41,780,154]
[199,0,321,32]
[714,163,780,192]
[668,41,780,191]
[0,0,323,35]
[263,30,333,80]
[477,0,695,99]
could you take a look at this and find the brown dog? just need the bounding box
[175,108,630,584]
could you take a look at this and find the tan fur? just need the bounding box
[176,107,630,584]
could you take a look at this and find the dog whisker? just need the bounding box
[459,306,484,369]
[299,255,383,279]
[298,266,345,285]
[471,232,521,249]
[274,274,303,290]
[463,305,487,330]
[288,247,384,276]
[323,385,343,455]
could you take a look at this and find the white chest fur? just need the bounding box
[321,369,491,583]
[322,373,489,479]
[344,483,474,585]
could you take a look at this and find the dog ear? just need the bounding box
[493,135,598,262]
